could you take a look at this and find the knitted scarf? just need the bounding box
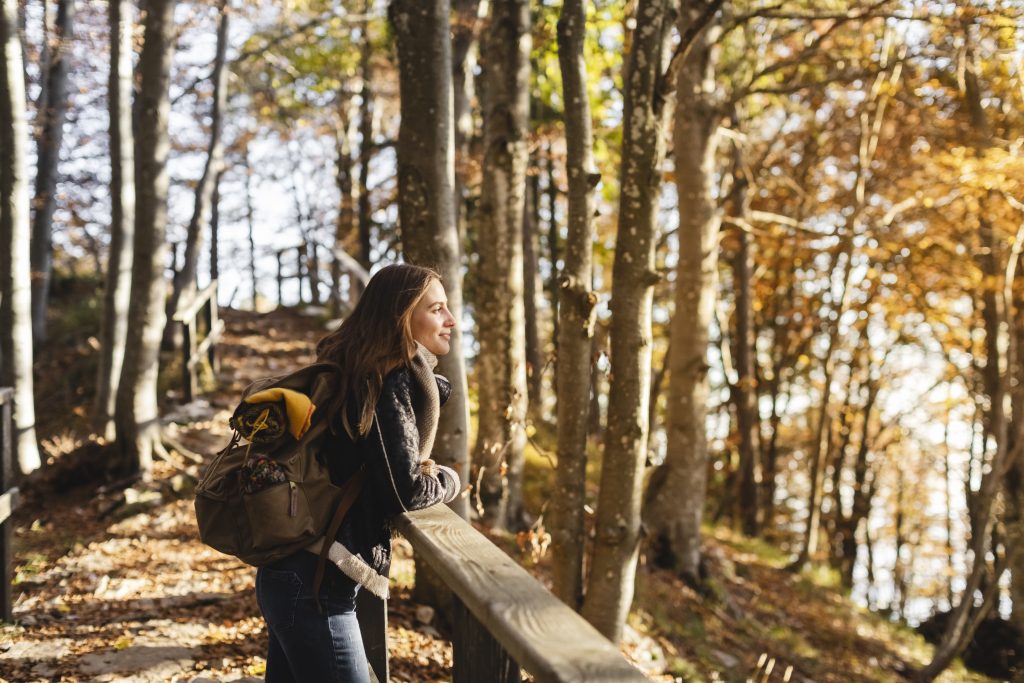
[410,342,440,463]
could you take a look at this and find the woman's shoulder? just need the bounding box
[381,365,451,405]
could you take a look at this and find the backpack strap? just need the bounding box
[313,465,369,613]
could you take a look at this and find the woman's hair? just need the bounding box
[316,263,441,438]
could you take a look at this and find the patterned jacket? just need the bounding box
[311,366,460,598]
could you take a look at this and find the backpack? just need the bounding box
[194,362,366,575]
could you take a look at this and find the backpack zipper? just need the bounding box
[289,481,298,517]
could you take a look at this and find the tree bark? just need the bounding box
[0,0,41,475]
[114,0,177,480]
[29,0,75,345]
[165,0,228,342]
[728,129,760,537]
[390,0,469,520]
[94,0,135,442]
[548,0,598,611]
[356,3,374,269]
[331,88,358,317]
[522,175,546,414]
[472,0,531,530]
[919,35,1017,678]
[639,0,721,588]
[581,0,674,643]
[451,0,482,250]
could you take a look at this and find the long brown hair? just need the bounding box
[316,263,440,438]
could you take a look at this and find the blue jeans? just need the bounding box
[255,551,370,683]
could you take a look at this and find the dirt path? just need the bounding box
[1,308,452,683]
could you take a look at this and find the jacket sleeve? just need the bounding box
[366,370,460,516]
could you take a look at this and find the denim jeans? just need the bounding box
[256,551,370,683]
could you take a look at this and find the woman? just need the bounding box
[255,263,462,683]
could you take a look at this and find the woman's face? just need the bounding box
[410,278,456,356]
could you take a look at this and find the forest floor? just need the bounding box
[0,302,995,683]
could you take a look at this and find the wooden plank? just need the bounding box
[396,506,650,683]
[452,595,520,683]
[173,281,218,322]
[182,321,196,403]
[188,319,226,369]
[0,388,11,405]
[0,489,19,525]
[357,590,388,682]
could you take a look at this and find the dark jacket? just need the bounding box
[316,366,459,598]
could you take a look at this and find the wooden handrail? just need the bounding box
[173,280,222,403]
[388,505,650,683]
[173,281,218,323]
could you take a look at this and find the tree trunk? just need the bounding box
[94,0,135,442]
[523,175,545,415]
[472,0,530,530]
[357,4,374,269]
[548,0,598,611]
[728,131,760,537]
[0,0,41,475]
[390,0,469,520]
[165,0,228,342]
[243,144,258,310]
[581,0,674,643]
[639,1,721,589]
[920,38,1016,677]
[451,0,482,249]
[210,171,221,283]
[29,0,75,345]
[114,0,177,480]
[332,88,358,317]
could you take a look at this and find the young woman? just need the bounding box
[255,263,462,683]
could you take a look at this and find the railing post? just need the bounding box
[452,596,521,683]
[207,281,220,374]
[182,319,197,403]
[296,246,305,305]
[0,390,15,623]
[357,590,388,682]
[276,250,284,308]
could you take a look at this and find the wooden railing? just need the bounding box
[173,280,224,403]
[356,505,650,683]
[0,388,20,622]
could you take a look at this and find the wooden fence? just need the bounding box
[0,388,19,622]
[173,280,224,403]
[356,504,650,683]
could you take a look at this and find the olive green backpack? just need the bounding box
[194,362,366,574]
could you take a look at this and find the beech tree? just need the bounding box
[30,0,75,345]
[389,0,469,518]
[640,0,723,585]
[581,0,675,642]
[0,0,41,475]
[165,0,229,344]
[473,0,531,530]
[114,0,178,478]
[94,0,135,441]
[548,0,598,611]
